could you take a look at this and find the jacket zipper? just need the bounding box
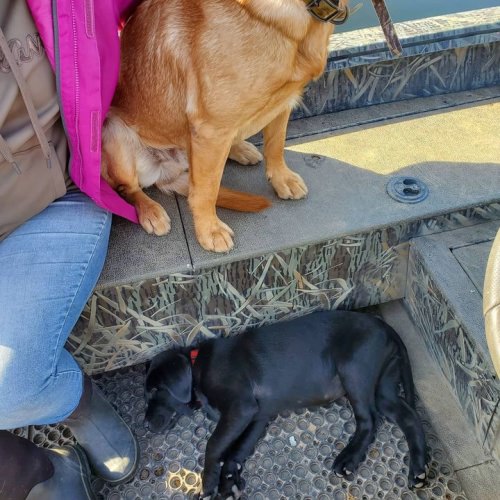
[52,0,82,184]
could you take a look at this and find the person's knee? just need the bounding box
[0,342,49,397]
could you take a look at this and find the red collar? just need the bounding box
[190,349,199,365]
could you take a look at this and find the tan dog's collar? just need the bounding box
[304,0,349,24]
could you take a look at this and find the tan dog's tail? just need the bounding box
[216,187,271,212]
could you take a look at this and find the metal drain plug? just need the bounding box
[386,176,429,204]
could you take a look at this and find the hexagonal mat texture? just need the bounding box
[13,363,467,500]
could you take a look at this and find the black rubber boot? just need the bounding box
[26,445,95,500]
[65,375,139,484]
[0,431,93,500]
[0,431,54,500]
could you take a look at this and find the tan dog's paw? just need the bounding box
[229,141,263,165]
[269,170,308,199]
[138,202,171,236]
[196,218,235,252]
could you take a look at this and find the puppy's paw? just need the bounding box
[196,218,234,253]
[409,470,427,489]
[333,454,358,482]
[219,461,244,499]
[229,141,263,165]
[268,169,308,199]
[195,490,217,500]
[138,201,171,236]
[224,484,243,500]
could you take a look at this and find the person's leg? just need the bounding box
[0,430,95,500]
[0,189,111,427]
[0,190,121,498]
[0,431,54,500]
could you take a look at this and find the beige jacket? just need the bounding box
[0,0,68,241]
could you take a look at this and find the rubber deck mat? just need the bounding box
[13,363,467,500]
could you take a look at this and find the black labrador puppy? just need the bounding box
[144,311,427,499]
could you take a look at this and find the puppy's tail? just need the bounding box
[216,186,272,212]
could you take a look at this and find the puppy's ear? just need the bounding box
[164,353,193,403]
[147,352,192,404]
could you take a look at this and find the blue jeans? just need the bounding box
[0,190,111,429]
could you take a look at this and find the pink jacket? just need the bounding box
[27,0,138,222]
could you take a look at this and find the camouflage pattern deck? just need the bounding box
[406,223,500,461]
[295,7,500,118]
[69,203,500,376]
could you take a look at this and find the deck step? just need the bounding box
[68,89,500,374]
[405,221,500,462]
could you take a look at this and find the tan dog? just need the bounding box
[102,0,348,252]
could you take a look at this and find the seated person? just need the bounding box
[0,2,139,498]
